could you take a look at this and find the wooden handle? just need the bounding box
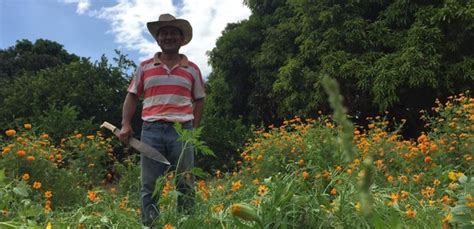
[100,121,117,132]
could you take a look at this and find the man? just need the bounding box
[119,13,205,227]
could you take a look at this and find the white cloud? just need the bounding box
[61,0,91,14]
[62,0,251,78]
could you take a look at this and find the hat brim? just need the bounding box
[147,19,192,46]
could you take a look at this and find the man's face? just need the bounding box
[157,26,184,52]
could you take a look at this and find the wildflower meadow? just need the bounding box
[1,89,472,228]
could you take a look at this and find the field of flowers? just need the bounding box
[0,92,472,228]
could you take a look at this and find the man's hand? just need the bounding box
[119,123,133,144]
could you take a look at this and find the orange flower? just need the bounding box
[22,173,30,181]
[27,156,35,161]
[302,171,310,180]
[2,147,11,155]
[322,170,331,180]
[406,208,416,218]
[163,224,173,229]
[88,191,98,202]
[256,155,263,160]
[330,188,337,195]
[252,197,261,206]
[231,180,242,192]
[32,181,42,189]
[298,159,304,166]
[16,150,26,157]
[465,154,472,161]
[5,129,16,137]
[24,124,32,129]
[424,156,432,163]
[417,134,428,143]
[45,191,53,199]
[387,175,394,184]
[390,192,399,204]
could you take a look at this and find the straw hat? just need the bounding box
[147,14,193,46]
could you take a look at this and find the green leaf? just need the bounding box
[0,169,5,184]
[13,187,28,197]
[458,175,467,184]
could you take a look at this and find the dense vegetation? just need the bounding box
[0,0,473,227]
[0,89,472,228]
[207,0,473,135]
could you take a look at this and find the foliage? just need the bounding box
[0,40,133,141]
[0,39,79,80]
[207,0,474,137]
[198,116,251,172]
[1,92,471,228]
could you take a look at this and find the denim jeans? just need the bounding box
[140,121,195,226]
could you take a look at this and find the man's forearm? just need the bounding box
[193,99,204,128]
[122,93,138,126]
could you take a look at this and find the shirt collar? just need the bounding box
[153,52,190,67]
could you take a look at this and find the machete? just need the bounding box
[100,121,170,165]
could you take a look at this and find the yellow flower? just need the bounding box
[212,204,224,213]
[252,178,260,185]
[22,173,30,181]
[257,185,268,196]
[46,222,52,229]
[442,213,452,224]
[32,181,42,189]
[24,124,32,129]
[5,129,16,137]
[354,202,361,211]
[448,182,458,190]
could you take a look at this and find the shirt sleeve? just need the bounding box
[191,64,206,100]
[127,64,144,96]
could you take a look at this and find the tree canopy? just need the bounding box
[0,39,134,140]
[207,0,473,136]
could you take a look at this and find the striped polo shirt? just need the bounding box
[127,52,206,123]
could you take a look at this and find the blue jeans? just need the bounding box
[140,121,195,226]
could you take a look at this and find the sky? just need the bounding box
[0,0,251,78]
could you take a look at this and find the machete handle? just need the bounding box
[100,121,118,132]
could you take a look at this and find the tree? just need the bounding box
[0,39,79,80]
[0,40,135,140]
[207,0,474,136]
